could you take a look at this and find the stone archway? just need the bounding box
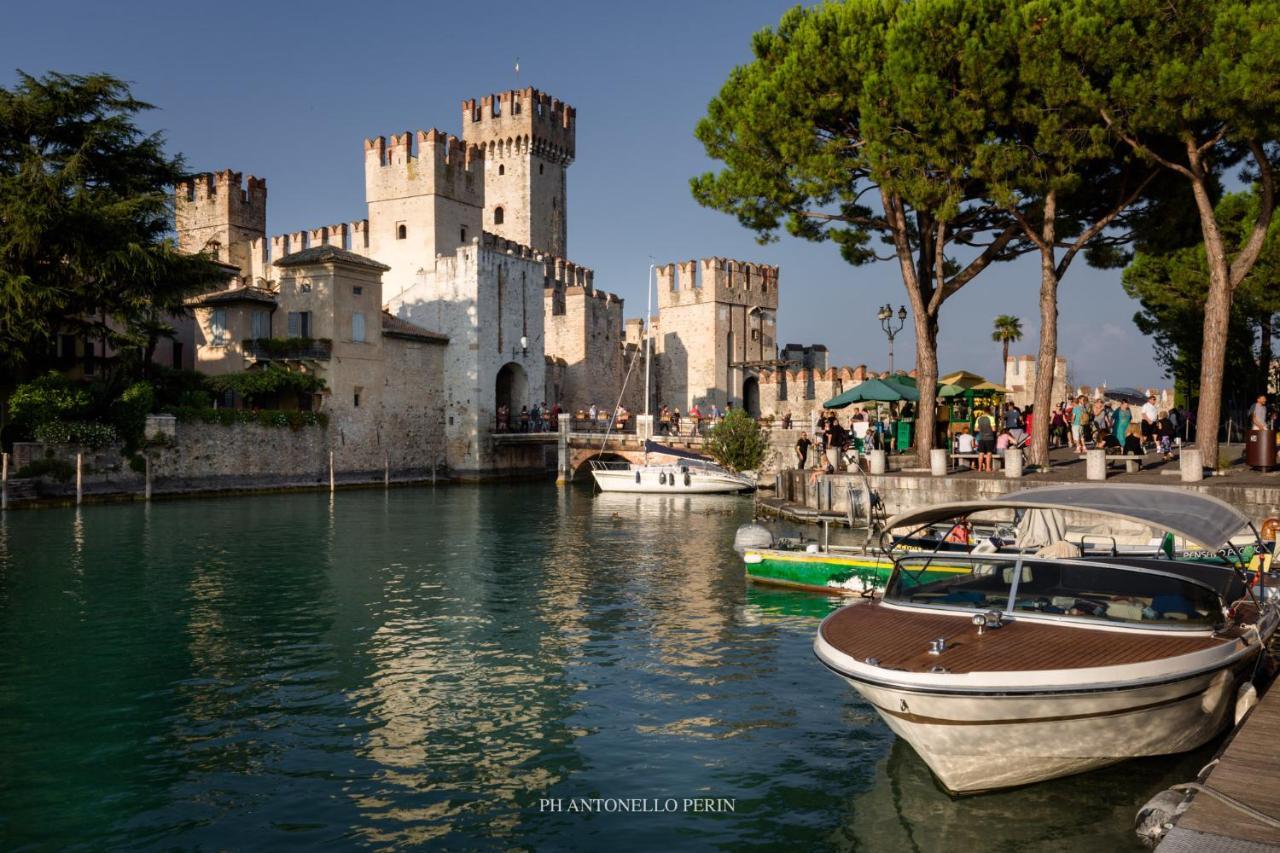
[743,375,760,418]
[495,361,528,430]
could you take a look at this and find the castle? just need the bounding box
[175,87,782,476]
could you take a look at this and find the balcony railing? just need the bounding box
[243,337,332,361]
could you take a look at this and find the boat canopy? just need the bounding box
[644,440,713,462]
[884,484,1251,550]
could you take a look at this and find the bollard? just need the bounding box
[144,455,152,501]
[76,452,83,504]
[1086,448,1107,481]
[329,451,335,493]
[930,448,948,477]
[1181,448,1204,482]
[1004,448,1023,479]
[869,450,887,475]
[1,451,7,510]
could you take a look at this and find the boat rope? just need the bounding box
[1171,782,1280,830]
[593,344,645,490]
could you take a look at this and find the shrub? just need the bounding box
[34,420,120,449]
[112,381,156,450]
[704,409,767,472]
[165,406,328,430]
[128,453,147,474]
[15,457,76,481]
[242,336,332,356]
[7,373,92,436]
[206,364,327,404]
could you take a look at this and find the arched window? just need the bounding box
[396,223,407,240]
[494,206,505,225]
[498,164,505,176]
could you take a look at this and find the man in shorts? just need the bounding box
[1141,395,1159,451]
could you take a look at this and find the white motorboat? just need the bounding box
[814,484,1279,794]
[590,440,754,494]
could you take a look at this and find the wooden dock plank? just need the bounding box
[1168,686,1280,848]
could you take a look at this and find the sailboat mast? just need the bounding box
[644,263,654,427]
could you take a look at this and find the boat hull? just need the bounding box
[745,549,966,595]
[592,467,751,494]
[817,633,1257,793]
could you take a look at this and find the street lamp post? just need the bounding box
[877,304,908,374]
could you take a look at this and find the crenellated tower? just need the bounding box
[363,128,485,298]
[175,170,267,277]
[462,88,575,258]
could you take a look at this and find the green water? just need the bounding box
[0,485,1214,851]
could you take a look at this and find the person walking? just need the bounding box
[796,432,812,469]
[1251,394,1269,430]
[1071,396,1088,454]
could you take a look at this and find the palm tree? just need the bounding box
[991,315,1023,381]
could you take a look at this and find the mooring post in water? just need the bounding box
[329,451,335,493]
[1,451,8,510]
[144,455,152,501]
[384,451,389,488]
[432,462,437,485]
[76,452,83,505]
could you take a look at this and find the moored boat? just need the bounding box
[813,485,1280,794]
[591,440,754,494]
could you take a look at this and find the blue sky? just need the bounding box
[3,0,1168,386]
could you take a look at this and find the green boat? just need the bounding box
[741,545,969,595]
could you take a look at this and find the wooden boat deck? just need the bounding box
[1158,685,1280,851]
[821,603,1227,674]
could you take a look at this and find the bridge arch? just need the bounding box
[495,361,528,421]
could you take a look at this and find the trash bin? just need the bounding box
[1246,429,1277,471]
[896,420,913,452]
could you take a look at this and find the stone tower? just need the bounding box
[461,88,575,258]
[175,170,266,277]
[653,258,780,415]
[364,129,485,300]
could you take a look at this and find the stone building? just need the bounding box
[185,244,449,473]
[1004,355,1069,409]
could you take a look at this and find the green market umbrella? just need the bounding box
[823,378,920,408]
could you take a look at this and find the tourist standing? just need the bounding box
[1071,396,1088,453]
[975,408,996,472]
[1251,394,1269,430]
[1114,401,1132,445]
[1141,395,1159,451]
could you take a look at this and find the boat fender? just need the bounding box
[1235,682,1259,726]
[635,471,641,484]
[1134,788,1190,849]
[658,472,666,485]
[1200,669,1233,716]
[684,471,691,487]
[732,524,774,552]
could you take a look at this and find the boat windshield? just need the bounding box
[885,554,1223,629]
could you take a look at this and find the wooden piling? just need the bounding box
[384,452,390,488]
[329,451,335,493]
[76,452,83,505]
[144,455,152,501]
[1,451,8,510]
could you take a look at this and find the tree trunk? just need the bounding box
[1030,255,1059,470]
[1187,168,1232,468]
[914,312,940,469]
[1001,339,1009,384]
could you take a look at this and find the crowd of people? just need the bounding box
[655,402,734,436]
[1053,394,1188,460]
[495,402,561,433]
[794,405,907,471]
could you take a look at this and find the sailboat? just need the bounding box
[588,264,754,495]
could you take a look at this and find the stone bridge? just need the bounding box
[491,420,709,483]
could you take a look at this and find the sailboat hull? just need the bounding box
[591,467,752,494]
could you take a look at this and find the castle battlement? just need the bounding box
[462,87,575,164]
[655,257,780,310]
[177,169,267,206]
[264,219,371,265]
[364,129,484,207]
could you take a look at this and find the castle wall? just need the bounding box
[387,241,546,474]
[651,258,780,413]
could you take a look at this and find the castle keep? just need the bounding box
[175,86,781,476]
